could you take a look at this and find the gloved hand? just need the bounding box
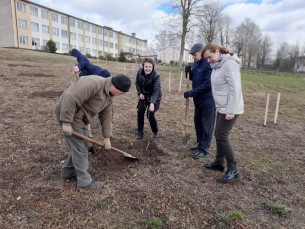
[102,138,111,150]
[184,91,190,99]
[62,122,73,136]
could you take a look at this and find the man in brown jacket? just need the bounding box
[55,74,131,190]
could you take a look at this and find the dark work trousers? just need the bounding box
[214,112,239,171]
[194,107,216,154]
[137,99,160,133]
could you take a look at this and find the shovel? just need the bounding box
[183,74,191,144]
[72,132,138,160]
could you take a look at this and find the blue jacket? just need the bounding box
[71,49,111,78]
[188,58,215,108]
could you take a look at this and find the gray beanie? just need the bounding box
[111,74,131,92]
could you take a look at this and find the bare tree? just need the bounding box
[158,0,203,66]
[218,15,233,46]
[274,41,289,71]
[232,19,261,68]
[197,0,231,46]
[256,35,272,69]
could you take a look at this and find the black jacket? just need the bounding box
[135,68,162,104]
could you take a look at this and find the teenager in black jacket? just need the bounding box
[135,58,162,139]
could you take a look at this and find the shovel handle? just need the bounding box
[71,132,135,158]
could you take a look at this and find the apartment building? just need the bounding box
[0,0,148,58]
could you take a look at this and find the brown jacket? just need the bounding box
[55,75,113,138]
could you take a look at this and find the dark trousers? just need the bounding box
[137,99,159,133]
[194,107,216,154]
[214,112,239,171]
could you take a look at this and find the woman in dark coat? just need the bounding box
[135,58,162,139]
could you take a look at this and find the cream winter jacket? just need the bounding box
[211,54,244,115]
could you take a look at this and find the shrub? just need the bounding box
[144,216,162,229]
[266,201,291,216]
[216,210,244,226]
[46,39,57,53]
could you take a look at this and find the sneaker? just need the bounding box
[135,131,143,140]
[153,131,159,139]
[78,181,104,190]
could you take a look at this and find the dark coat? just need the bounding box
[135,68,162,105]
[188,58,215,108]
[71,49,111,78]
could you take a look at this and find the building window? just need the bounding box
[104,30,108,36]
[31,22,39,32]
[30,6,38,16]
[51,13,58,22]
[41,9,48,19]
[32,38,40,46]
[86,48,91,55]
[85,36,90,43]
[98,27,103,35]
[52,27,59,36]
[55,42,60,49]
[17,2,26,13]
[18,19,27,29]
[69,18,75,27]
[61,16,67,25]
[109,42,113,48]
[98,39,103,45]
[79,47,83,53]
[92,49,97,57]
[77,21,83,29]
[42,25,49,34]
[92,38,96,45]
[92,26,96,33]
[109,31,113,38]
[70,32,76,40]
[19,35,28,45]
[104,41,108,47]
[62,43,68,52]
[85,23,90,32]
[61,30,68,38]
[78,34,83,42]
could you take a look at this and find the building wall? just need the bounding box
[0,0,18,47]
[1,0,148,57]
[158,46,193,64]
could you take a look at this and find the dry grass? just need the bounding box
[0,48,304,228]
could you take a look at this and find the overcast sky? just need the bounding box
[31,0,305,49]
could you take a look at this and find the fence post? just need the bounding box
[274,93,281,124]
[264,93,270,126]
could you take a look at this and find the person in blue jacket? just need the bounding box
[71,48,111,78]
[184,43,216,159]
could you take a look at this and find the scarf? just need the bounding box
[210,54,225,69]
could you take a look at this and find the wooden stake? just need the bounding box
[274,93,281,124]
[179,71,183,91]
[264,93,270,126]
[168,71,171,92]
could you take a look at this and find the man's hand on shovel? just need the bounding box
[102,138,111,150]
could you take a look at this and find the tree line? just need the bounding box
[155,0,305,72]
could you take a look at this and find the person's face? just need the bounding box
[204,49,220,64]
[143,62,153,75]
[191,51,202,62]
[110,85,126,96]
